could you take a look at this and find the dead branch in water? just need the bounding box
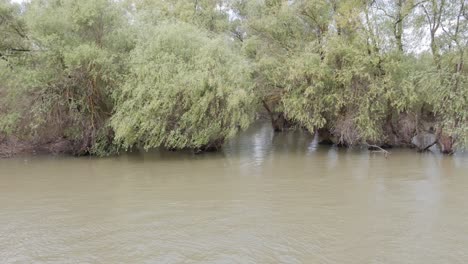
[366,144,391,158]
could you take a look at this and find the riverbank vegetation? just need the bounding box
[1,0,466,157]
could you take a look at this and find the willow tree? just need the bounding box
[243,0,425,146]
[411,0,468,152]
[0,0,28,60]
[0,1,27,137]
[111,22,256,152]
[1,0,134,155]
[239,0,322,131]
[2,0,467,156]
[371,0,422,53]
[133,0,231,33]
[281,0,389,145]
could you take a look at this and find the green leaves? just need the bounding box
[1,0,467,155]
[111,22,256,151]
[0,0,133,155]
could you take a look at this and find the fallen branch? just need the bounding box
[366,144,391,158]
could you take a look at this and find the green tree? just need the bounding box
[240,0,323,131]
[1,0,134,155]
[1,0,467,156]
[111,22,256,152]
[133,0,230,33]
[0,0,28,60]
[413,0,467,152]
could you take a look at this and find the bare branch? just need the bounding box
[366,144,391,158]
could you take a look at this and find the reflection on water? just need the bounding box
[1,122,467,263]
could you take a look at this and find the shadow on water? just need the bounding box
[112,121,318,166]
[6,121,466,169]
[223,122,329,161]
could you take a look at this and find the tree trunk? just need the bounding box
[395,0,404,52]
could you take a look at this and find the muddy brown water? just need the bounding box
[1,123,467,263]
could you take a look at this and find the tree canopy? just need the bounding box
[111,22,255,151]
[1,0,467,155]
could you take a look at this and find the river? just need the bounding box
[1,122,467,263]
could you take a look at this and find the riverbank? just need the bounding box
[1,121,464,159]
[0,137,74,158]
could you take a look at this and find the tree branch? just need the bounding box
[366,143,391,158]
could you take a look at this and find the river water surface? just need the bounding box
[1,123,468,263]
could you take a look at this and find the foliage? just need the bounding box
[133,0,231,33]
[111,22,255,151]
[0,0,28,58]
[1,0,467,155]
[238,0,467,148]
[1,0,134,155]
